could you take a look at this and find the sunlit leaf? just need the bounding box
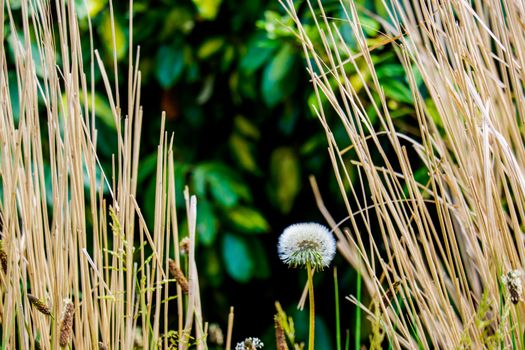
[161,7,195,35]
[222,233,253,282]
[192,0,223,20]
[197,37,224,59]
[226,206,269,233]
[234,115,260,140]
[221,45,235,71]
[269,147,301,214]
[98,12,127,61]
[75,0,107,19]
[229,134,258,174]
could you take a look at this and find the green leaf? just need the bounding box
[8,73,20,122]
[64,91,114,129]
[221,45,235,71]
[382,79,413,104]
[161,7,194,35]
[222,233,253,283]
[197,37,224,60]
[229,134,259,174]
[155,45,185,88]
[203,248,223,286]
[269,147,301,214]
[98,12,127,60]
[359,13,381,37]
[250,239,270,279]
[376,64,406,79]
[75,0,107,19]
[240,36,277,74]
[425,98,442,128]
[174,163,190,209]
[226,206,269,233]
[136,153,158,185]
[197,200,219,246]
[261,44,297,107]
[234,115,260,140]
[192,0,223,20]
[84,91,115,129]
[192,163,252,207]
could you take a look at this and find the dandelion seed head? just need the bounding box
[208,323,224,345]
[179,237,190,255]
[278,222,336,269]
[235,337,264,350]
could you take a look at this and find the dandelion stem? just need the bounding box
[334,268,341,350]
[307,261,315,350]
[355,272,361,350]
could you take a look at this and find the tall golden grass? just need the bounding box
[4,0,525,348]
[283,0,525,348]
[0,0,217,348]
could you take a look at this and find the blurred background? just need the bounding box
[6,0,418,347]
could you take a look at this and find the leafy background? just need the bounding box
[6,0,419,347]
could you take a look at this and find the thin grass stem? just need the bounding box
[354,272,361,350]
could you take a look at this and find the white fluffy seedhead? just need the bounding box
[278,222,336,269]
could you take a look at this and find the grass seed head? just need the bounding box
[27,294,51,316]
[59,298,74,347]
[0,241,7,273]
[168,259,189,294]
[274,316,288,350]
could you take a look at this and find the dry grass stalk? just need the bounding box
[282,0,525,348]
[225,306,235,350]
